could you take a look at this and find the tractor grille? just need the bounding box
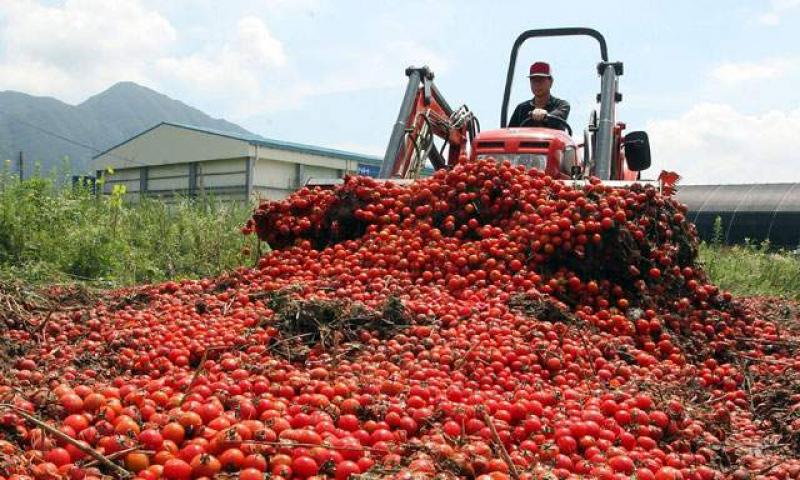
[519,141,550,149]
[477,141,505,149]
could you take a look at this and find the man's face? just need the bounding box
[530,77,552,97]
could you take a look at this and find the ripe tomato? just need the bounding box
[44,447,71,467]
[239,467,265,480]
[335,460,361,479]
[242,453,268,471]
[138,429,164,450]
[59,394,84,414]
[608,455,634,474]
[125,452,150,473]
[654,467,684,480]
[63,414,89,432]
[219,448,245,471]
[292,456,319,477]
[161,423,185,444]
[162,458,192,480]
[190,453,222,478]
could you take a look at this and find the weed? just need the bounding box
[0,169,258,288]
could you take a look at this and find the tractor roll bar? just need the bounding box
[500,28,608,128]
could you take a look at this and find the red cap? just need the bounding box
[528,61,552,78]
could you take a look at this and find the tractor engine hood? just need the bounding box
[471,127,577,178]
[473,127,575,154]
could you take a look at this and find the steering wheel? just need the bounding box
[520,114,572,136]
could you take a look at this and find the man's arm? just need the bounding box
[549,98,570,121]
[544,98,570,130]
[508,102,530,128]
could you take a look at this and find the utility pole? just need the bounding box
[18,151,23,181]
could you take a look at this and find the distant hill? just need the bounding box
[0,82,252,175]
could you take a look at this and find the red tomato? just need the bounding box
[44,448,71,467]
[292,456,319,477]
[162,458,192,480]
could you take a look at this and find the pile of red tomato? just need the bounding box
[1,159,799,480]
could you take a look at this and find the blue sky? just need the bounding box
[1,0,799,183]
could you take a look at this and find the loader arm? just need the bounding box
[379,66,478,179]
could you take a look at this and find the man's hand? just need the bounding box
[531,108,548,122]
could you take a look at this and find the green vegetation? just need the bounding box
[698,217,800,300]
[1,169,798,299]
[699,243,800,300]
[0,165,259,288]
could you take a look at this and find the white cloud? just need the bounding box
[260,0,321,12]
[0,1,287,113]
[758,13,781,25]
[646,103,800,185]
[709,57,798,85]
[757,0,800,25]
[229,17,286,68]
[0,0,446,124]
[0,0,176,102]
[153,22,448,120]
[156,16,285,98]
[222,40,449,118]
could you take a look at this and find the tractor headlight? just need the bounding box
[477,153,548,171]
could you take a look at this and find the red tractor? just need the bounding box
[378,28,652,184]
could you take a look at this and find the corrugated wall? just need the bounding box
[101,158,249,202]
[676,184,800,248]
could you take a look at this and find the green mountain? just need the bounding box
[0,82,251,175]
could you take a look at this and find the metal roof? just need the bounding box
[676,183,800,213]
[92,121,384,166]
[675,183,800,247]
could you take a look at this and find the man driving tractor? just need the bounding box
[508,61,571,130]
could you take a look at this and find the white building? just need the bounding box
[91,122,383,202]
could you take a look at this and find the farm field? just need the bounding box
[2,2,798,478]
[1,167,800,480]
[1,174,797,297]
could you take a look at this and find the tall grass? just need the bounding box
[696,217,800,299]
[0,165,259,288]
